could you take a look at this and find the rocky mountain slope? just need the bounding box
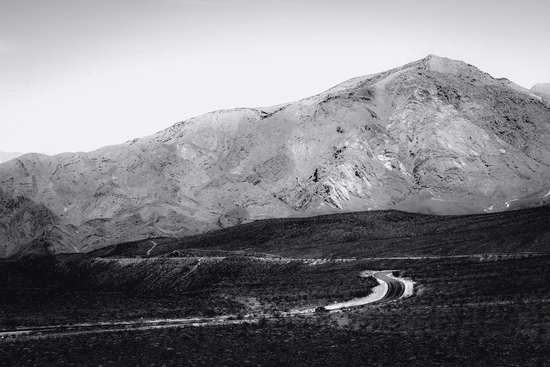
[1,54,550,257]
[0,188,78,257]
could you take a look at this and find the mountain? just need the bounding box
[0,188,79,258]
[0,151,57,164]
[1,54,550,257]
[531,83,550,100]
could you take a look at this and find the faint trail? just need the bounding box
[181,259,202,279]
[95,252,544,267]
[146,241,157,257]
[505,188,550,208]
[505,198,519,208]
[427,188,445,202]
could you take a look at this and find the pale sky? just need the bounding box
[1,0,549,154]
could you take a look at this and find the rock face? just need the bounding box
[1,54,550,257]
[0,189,79,257]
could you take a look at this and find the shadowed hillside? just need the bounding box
[93,207,550,259]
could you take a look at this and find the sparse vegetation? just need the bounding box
[0,255,377,328]
[2,207,550,366]
[93,206,550,259]
[3,319,550,367]
[2,254,550,365]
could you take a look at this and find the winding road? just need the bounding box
[146,241,157,257]
[373,271,406,303]
[322,270,407,311]
[0,270,408,340]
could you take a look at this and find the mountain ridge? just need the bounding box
[1,54,550,257]
[0,151,24,164]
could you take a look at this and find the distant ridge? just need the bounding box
[531,83,550,100]
[0,151,58,164]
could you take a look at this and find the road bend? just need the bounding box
[372,271,406,303]
[146,241,157,257]
[0,269,408,340]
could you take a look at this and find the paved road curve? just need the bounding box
[0,269,408,340]
[373,271,406,303]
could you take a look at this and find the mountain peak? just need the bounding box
[418,54,476,76]
[423,53,446,61]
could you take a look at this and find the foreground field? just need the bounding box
[3,320,549,367]
[2,207,550,366]
[0,256,379,328]
[2,253,550,366]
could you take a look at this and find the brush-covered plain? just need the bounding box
[2,207,550,366]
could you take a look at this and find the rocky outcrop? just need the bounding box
[1,54,550,256]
